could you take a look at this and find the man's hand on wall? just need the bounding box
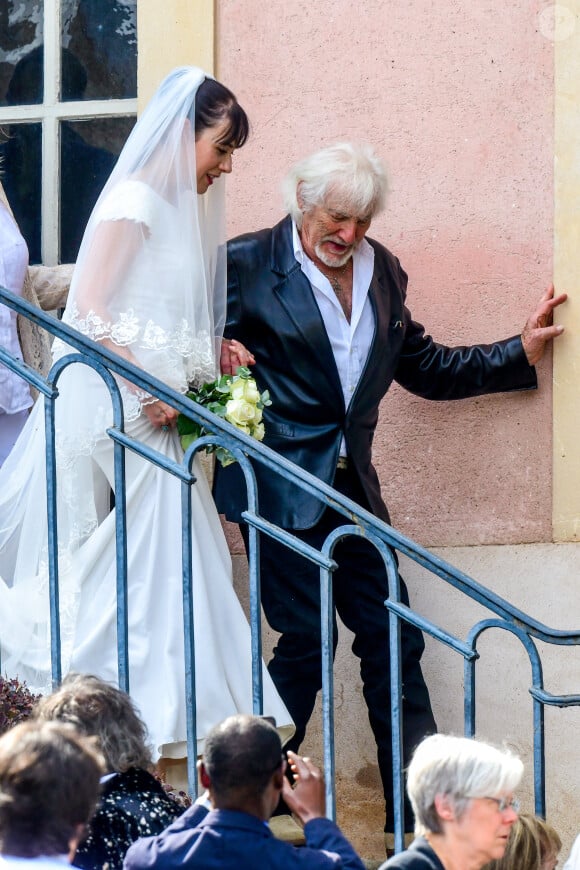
[521,283,567,365]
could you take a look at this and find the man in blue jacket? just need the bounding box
[124,714,364,870]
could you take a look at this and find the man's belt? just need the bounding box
[336,456,349,470]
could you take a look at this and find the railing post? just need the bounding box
[45,389,62,687]
[112,428,129,693]
[247,516,264,715]
[533,695,546,817]
[181,470,198,799]
[464,654,476,738]
[386,552,405,854]
[320,560,336,821]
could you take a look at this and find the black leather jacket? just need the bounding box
[213,215,537,530]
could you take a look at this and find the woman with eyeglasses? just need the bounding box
[380,734,523,870]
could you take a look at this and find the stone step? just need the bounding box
[271,815,388,868]
[269,814,306,845]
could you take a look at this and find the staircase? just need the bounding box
[1,286,580,862]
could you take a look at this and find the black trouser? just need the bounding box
[240,466,436,831]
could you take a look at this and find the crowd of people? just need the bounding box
[0,681,571,870]
[0,60,571,868]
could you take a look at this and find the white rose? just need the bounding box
[230,377,260,404]
[253,421,265,442]
[225,398,257,427]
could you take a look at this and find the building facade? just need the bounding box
[2,0,579,859]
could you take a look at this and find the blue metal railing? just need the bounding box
[2,286,580,851]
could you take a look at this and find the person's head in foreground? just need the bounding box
[535,816,562,870]
[282,141,388,270]
[33,672,151,774]
[0,719,102,859]
[483,813,561,870]
[407,733,523,870]
[199,714,286,821]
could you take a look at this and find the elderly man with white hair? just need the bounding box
[213,141,565,844]
[379,734,523,870]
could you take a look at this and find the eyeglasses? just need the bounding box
[468,795,520,813]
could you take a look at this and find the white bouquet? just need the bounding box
[177,366,271,467]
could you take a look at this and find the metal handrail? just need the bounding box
[1,286,579,851]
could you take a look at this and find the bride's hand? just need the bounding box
[143,399,179,429]
[220,338,255,375]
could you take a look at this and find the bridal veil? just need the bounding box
[0,66,228,686]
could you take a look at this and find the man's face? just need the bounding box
[299,194,372,269]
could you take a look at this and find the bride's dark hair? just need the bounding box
[194,78,249,150]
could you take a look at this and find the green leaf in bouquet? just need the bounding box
[177,413,201,438]
[235,366,252,379]
[179,433,198,452]
[215,445,235,467]
[206,402,227,417]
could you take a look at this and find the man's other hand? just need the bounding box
[521,284,567,365]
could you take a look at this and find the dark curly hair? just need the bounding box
[33,673,152,773]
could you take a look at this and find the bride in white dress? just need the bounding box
[0,67,293,759]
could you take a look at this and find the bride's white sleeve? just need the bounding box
[65,181,154,345]
[94,180,157,228]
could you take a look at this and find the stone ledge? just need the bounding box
[269,814,306,845]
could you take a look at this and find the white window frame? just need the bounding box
[0,0,137,265]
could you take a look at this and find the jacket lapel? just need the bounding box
[270,217,344,406]
[347,251,394,412]
[366,268,393,374]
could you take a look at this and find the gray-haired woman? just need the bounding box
[381,734,523,870]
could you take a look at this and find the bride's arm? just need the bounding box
[73,218,178,428]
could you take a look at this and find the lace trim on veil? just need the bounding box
[63,302,215,369]
[55,301,215,416]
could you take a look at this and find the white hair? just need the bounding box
[407,734,524,837]
[281,142,389,227]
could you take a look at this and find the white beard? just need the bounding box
[314,242,354,268]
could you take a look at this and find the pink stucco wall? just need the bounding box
[217,0,554,547]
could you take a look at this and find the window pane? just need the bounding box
[60,115,135,261]
[0,124,43,264]
[0,3,44,106]
[61,0,137,101]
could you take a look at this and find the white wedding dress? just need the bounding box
[0,178,293,757]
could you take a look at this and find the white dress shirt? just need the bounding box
[292,220,375,457]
